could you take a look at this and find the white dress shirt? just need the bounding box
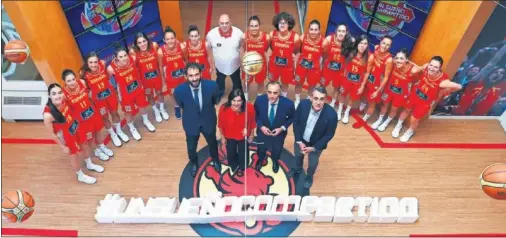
[302,108,321,142]
[190,82,203,110]
[206,26,243,75]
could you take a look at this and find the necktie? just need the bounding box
[269,104,275,126]
[193,88,200,111]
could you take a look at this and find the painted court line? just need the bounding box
[1,228,78,237]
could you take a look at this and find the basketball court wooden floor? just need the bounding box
[2,91,505,236]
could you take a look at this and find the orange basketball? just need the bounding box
[4,40,30,64]
[480,163,506,200]
[1,190,35,223]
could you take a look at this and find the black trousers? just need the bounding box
[186,128,219,165]
[257,136,285,166]
[216,67,242,99]
[293,141,323,178]
[226,139,249,171]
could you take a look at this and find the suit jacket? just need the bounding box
[254,94,295,143]
[174,80,220,136]
[293,99,338,151]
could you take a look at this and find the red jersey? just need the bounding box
[186,39,210,72]
[83,61,115,102]
[270,30,296,68]
[344,54,368,85]
[218,103,256,141]
[386,64,414,96]
[412,68,449,104]
[63,80,97,122]
[323,34,344,72]
[134,43,161,82]
[110,56,143,101]
[298,34,324,69]
[43,100,79,137]
[456,80,506,115]
[368,50,393,87]
[244,31,269,60]
[161,43,186,79]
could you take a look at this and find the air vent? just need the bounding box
[3,96,42,105]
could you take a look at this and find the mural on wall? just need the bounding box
[61,0,163,64]
[326,0,433,54]
[432,3,506,117]
[1,4,42,82]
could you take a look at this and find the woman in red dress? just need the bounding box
[218,89,256,174]
[43,83,97,184]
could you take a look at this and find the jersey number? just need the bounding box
[97,82,105,90]
[126,75,134,83]
[394,79,399,85]
[422,85,429,93]
[79,101,88,109]
[308,54,312,60]
[279,50,284,56]
[352,65,358,73]
[66,115,72,123]
[146,63,153,70]
[174,62,178,68]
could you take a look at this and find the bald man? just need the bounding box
[206,14,244,100]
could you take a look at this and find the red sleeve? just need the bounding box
[248,103,256,132]
[218,105,226,130]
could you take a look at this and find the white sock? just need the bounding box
[338,103,344,112]
[152,105,160,112]
[404,128,414,135]
[85,157,93,165]
[115,123,122,133]
[331,99,337,105]
[359,102,367,111]
[159,102,165,110]
[98,144,105,149]
[107,128,115,134]
[384,117,393,124]
[377,114,385,121]
[282,92,288,97]
[128,122,136,130]
[295,94,300,101]
[77,169,84,176]
[345,106,351,113]
[396,120,404,127]
[141,114,148,121]
[363,114,371,121]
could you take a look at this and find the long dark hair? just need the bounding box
[80,51,99,79]
[223,88,246,112]
[132,32,152,52]
[343,34,368,64]
[46,83,66,123]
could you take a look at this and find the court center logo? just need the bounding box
[179,142,308,237]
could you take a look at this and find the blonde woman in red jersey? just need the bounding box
[268,12,301,98]
[130,32,170,123]
[294,19,328,108]
[43,83,96,184]
[107,46,156,141]
[240,15,270,98]
[80,52,126,147]
[322,23,348,109]
[157,26,188,120]
[185,25,214,80]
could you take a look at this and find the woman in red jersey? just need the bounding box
[241,15,270,97]
[43,83,97,184]
[130,32,170,123]
[338,34,369,124]
[322,23,348,109]
[157,26,188,120]
[107,46,156,141]
[294,19,328,108]
[80,52,126,147]
[268,12,301,99]
[62,69,113,165]
[371,48,422,131]
[395,56,462,142]
[359,36,394,123]
[218,89,256,174]
[185,25,214,80]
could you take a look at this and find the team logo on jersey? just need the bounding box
[179,142,308,237]
[344,0,416,38]
[81,0,143,35]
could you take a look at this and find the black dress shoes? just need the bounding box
[304,176,313,189]
[191,163,198,177]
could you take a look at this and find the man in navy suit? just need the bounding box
[290,86,338,188]
[174,62,221,177]
[254,82,295,173]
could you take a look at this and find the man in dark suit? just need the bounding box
[174,62,221,177]
[290,86,338,188]
[254,81,295,173]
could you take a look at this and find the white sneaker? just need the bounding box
[109,130,122,147]
[392,124,403,138]
[153,108,162,123]
[337,109,342,121]
[377,120,390,132]
[400,129,414,143]
[99,144,113,157]
[130,127,142,141]
[85,159,104,173]
[94,149,110,161]
[371,117,383,130]
[359,102,367,112]
[77,170,96,184]
[143,119,155,132]
[116,129,130,143]
[342,111,350,124]
[160,109,169,121]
